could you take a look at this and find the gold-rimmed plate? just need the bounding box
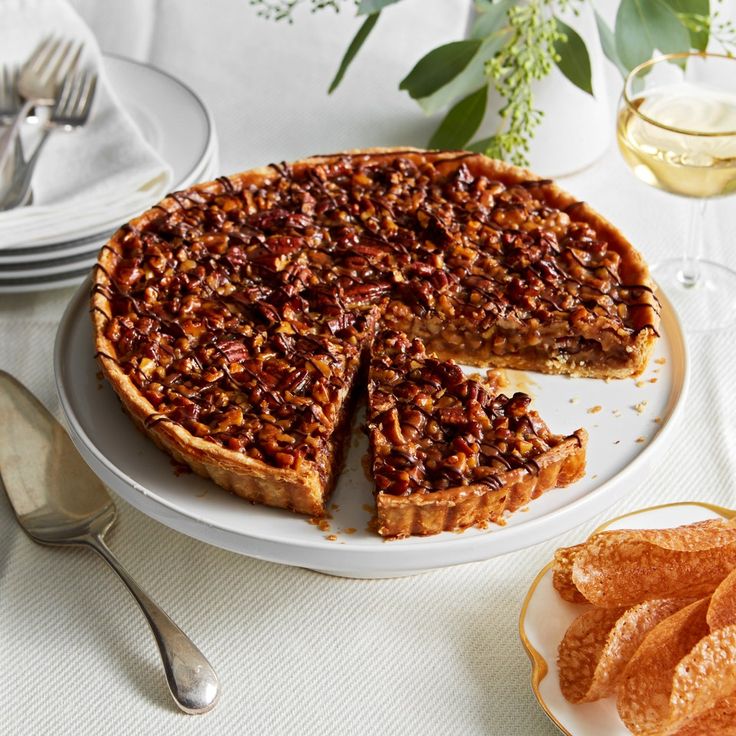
[519,501,736,735]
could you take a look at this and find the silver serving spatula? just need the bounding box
[0,370,220,714]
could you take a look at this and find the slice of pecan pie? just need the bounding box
[368,331,587,537]
[92,147,656,530]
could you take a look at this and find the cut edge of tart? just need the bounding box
[92,147,653,529]
[93,325,366,517]
[367,330,587,538]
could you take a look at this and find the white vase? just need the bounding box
[528,7,611,176]
[480,4,611,177]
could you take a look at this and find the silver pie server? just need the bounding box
[0,370,220,714]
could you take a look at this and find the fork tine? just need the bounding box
[54,69,76,116]
[42,38,73,85]
[0,65,19,109]
[24,36,55,73]
[72,72,95,120]
[0,67,8,107]
[79,73,97,121]
[67,72,85,116]
[59,42,84,83]
[29,36,60,74]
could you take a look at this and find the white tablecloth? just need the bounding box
[2,2,736,734]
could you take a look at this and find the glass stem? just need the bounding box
[680,198,707,288]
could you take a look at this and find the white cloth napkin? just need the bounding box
[0,0,173,249]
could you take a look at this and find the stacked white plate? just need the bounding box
[0,55,219,294]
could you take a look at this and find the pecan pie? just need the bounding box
[368,330,587,537]
[92,148,658,535]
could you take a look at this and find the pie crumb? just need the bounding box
[325,534,338,542]
[633,400,648,414]
[655,357,667,365]
[342,527,357,535]
[654,416,662,424]
[636,436,647,444]
[587,405,602,414]
[612,409,622,417]
[172,460,192,477]
[487,369,508,389]
[362,504,374,514]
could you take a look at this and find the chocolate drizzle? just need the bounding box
[367,331,558,497]
[95,150,657,483]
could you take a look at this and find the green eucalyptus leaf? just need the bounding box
[428,85,488,149]
[594,9,628,77]
[400,39,483,100]
[357,0,402,14]
[470,0,514,40]
[553,17,594,96]
[328,12,379,94]
[662,0,710,50]
[416,33,506,115]
[615,0,690,71]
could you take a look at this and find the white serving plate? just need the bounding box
[55,281,687,578]
[0,152,220,293]
[0,53,215,265]
[0,146,219,282]
[519,501,734,736]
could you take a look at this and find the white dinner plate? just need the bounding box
[519,501,734,736]
[54,279,688,578]
[0,53,215,265]
[0,147,220,283]
[0,149,220,292]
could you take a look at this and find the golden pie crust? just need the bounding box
[92,147,658,535]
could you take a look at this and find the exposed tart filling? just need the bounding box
[92,149,656,533]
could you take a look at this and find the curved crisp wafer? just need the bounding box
[668,624,736,731]
[558,606,626,702]
[552,544,587,603]
[617,598,710,734]
[558,599,692,704]
[708,567,736,631]
[672,695,736,736]
[572,520,736,607]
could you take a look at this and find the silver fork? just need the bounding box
[0,37,83,173]
[0,66,20,123]
[0,70,97,212]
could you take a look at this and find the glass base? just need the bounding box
[652,259,736,332]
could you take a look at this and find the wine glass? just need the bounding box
[617,52,736,332]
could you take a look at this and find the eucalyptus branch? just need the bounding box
[481,0,562,166]
[678,11,736,52]
[252,0,729,165]
[249,0,345,22]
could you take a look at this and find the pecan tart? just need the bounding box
[92,148,658,535]
[368,330,587,537]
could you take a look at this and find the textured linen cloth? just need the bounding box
[1,1,735,734]
[0,0,172,248]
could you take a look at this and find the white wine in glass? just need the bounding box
[616,53,736,332]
